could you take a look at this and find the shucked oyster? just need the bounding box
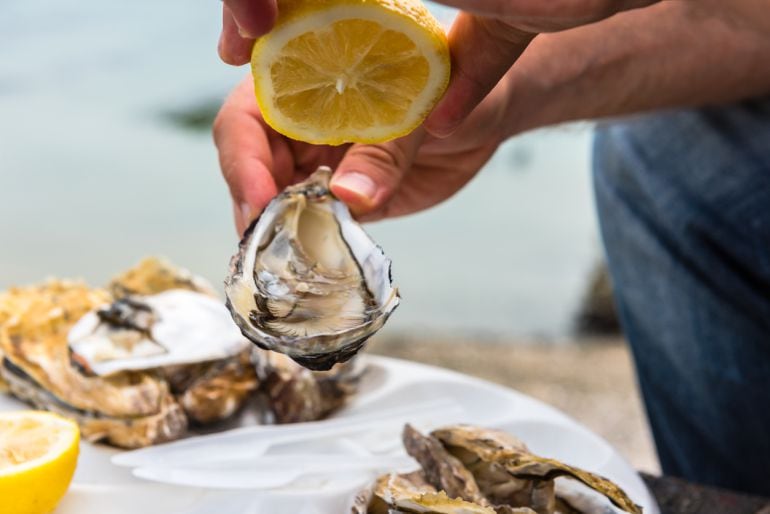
[354,425,642,514]
[67,289,248,376]
[429,425,641,514]
[111,258,259,425]
[0,281,187,448]
[225,166,399,371]
[0,258,260,447]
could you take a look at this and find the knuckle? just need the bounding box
[354,144,407,177]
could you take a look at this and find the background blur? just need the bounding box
[0,0,600,339]
[0,1,657,471]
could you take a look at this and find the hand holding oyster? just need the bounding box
[225,166,399,371]
[354,424,643,514]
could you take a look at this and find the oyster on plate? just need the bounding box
[353,472,508,514]
[225,166,399,371]
[163,349,259,425]
[255,350,365,424]
[0,258,260,447]
[0,280,187,448]
[67,289,247,376]
[353,424,643,514]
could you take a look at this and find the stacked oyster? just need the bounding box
[225,166,399,371]
[354,424,643,514]
[0,257,365,448]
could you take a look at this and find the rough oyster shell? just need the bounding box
[352,472,514,514]
[110,258,260,425]
[105,258,260,425]
[431,425,641,514]
[164,349,259,425]
[225,166,399,371]
[0,258,261,447]
[0,281,187,448]
[255,350,364,424]
[109,256,217,297]
[402,424,492,507]
[355,424,642,514]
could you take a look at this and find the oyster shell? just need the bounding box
[0,281,187,448]
[109,256,217,297]
[225,166,399,371]
[431,425,640,514]
[402,424,489,506]
[107,257,260,425]
[163,349,259,425]
[67,289,248,376]
[255,350,364,423]
[352,472,527,514]
[0,258,261,447]
[355,425,642,514]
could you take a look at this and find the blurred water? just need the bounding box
[0,1,601,339]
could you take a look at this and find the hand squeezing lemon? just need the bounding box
[251,0,450,145]
[0,411,79,514]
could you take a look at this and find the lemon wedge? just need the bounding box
[0,411,79,514]
[251,0,450,145]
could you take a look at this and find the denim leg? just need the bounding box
[593,99,770,496]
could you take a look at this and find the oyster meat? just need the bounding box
[354,424,643,514]
[225,166,399,371]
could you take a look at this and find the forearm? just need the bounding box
[502,0,770,136]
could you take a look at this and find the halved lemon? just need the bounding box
[251,0,450,145]
[0,411,79,514]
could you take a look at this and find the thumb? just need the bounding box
[330,130,425,218]
[425,13,533,138]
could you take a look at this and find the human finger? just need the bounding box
[219,5,257,65]
[223,0,278,38]
[424,13,532,137]
[330,129,426,217]
[213,77,293,234]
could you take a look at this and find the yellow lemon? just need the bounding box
[0,411,79,514]
[251,0,450,145]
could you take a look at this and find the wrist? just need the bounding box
[497,35,585,138]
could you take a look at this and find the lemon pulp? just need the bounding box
[0,411,79,514]
[251,0,450,145]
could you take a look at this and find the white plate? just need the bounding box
[0,355,658,514]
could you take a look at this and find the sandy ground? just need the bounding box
[369,336,661,474]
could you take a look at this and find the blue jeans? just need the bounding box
[593,99,770,496]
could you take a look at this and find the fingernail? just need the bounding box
[332,172,378,201]
[235,22,256,39]
[424,115,458,139]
